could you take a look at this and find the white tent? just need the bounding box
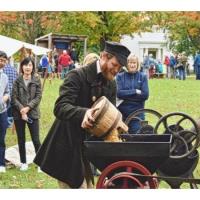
[0,35,51,57]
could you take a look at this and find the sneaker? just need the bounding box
[0,166,6,173]
[20,163,28,171]
[37,167,42,173]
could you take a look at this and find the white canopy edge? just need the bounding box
[0,35,51,57]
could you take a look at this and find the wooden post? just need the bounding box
[84,38,87,58]
[41,67,48,92]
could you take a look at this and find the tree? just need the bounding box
[59,11,151,52]
[0,11,60,44]
[145,11,200,56]
[0,12,18,38]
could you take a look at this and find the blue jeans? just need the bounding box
[128,113,145,134]
[196,65,200,80]
[7,103,14,128]
[178,67,186,80]
[0,111,8,166]
[61,67,69,79]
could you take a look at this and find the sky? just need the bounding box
[0,0,198,11]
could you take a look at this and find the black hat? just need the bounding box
[104,41,130,66]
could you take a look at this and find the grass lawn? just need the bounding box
[1,75,200,189]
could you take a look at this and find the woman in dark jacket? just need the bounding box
[11,57,42,171]
[116,54,149,134]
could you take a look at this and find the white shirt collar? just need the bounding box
[96,60,101,74]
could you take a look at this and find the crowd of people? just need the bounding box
[38,46,79,82]
[1,41,200,189]
[0,51,42,173]
[141,52,200,80]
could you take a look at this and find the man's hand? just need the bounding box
[20,107,30,115]
[81,107,99,129]
[136,89,142,95]
[2,95,9,103]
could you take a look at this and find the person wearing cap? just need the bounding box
[0,51,10,173]
[116,54,149,134]
[34,41,130,188]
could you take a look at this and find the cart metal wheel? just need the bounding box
[125,109,162,134]
[96,160,158,189]
[154,112,200,159]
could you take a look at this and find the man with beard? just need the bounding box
[34,41,130,188]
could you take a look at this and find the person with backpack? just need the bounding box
[169,54,177,79]
[39,53,49,78]
[176,52,187,80]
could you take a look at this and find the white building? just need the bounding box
[121,28,169,63]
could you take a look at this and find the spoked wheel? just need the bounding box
[154,112,200,159]
[96,161,158,189]
[125,109,162,134]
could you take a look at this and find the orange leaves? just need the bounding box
[0,12,17,23]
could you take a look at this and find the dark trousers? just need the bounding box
[196,66,200,80]
[0,111,8,166]
[42,68,47,78]
[7,103,14,127]
[127,113,145,134]
[14,119,41,163]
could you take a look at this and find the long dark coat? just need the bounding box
[34,62,116,188]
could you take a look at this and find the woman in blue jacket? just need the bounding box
[116,54,149,134]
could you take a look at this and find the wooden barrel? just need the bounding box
[87,96,128,139]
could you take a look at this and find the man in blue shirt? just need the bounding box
[193,52,200,80]
[0,50,10,173]
[3,59,18,127]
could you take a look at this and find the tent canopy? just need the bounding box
[0,35,51,57]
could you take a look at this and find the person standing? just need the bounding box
[193,52,200,80]
[58,50,72,79]
[164,55,171,79]
[169,54,177,79]
[0,51,10,173]
[177,53,187,80]
[70,47,79,64]
[3,57,18,127]
[11,57,42,171]
[83,53,100,66]
[143,54,150,79]
[116,54,149,134]
[52,47,59,78]
[34,41,130,188]
[39,53,49,78]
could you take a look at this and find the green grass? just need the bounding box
[1,76,200,188]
